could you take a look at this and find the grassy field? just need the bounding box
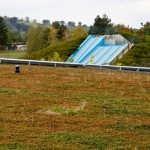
[0,65,150,149]
[0,50,26,59]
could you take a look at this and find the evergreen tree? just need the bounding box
[0,16,8,50]
[89,14,113,35]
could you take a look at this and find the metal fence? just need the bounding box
[0,58,150,74]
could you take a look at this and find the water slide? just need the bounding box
[67,35,128,65]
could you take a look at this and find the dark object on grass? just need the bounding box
[15,65,20,73]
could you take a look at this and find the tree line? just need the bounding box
[0,14,150,51]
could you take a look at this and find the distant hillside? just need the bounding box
[3,16,90,34]
[17,20,39,27]
[3,16,39,34]
[114,35,150,67]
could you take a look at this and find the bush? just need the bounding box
[114,38,150,67]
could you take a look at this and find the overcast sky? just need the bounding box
[0,0,150,28]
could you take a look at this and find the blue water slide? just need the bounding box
[80,46,104,64]
[67,35,96,62]
[94,46,113,65]
[78,43,104,63]
[92,46,111,64]
[82,45,104,64]
[67,35,129,65]
[75,36,104,63]
[99,46,121,64]
[104,44,127,64]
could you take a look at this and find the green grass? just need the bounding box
[0,50,26,59]
[43,132,118,149]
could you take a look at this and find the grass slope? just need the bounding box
[114,35,150,67]
[0,65,150,149]
[26,36,87,61]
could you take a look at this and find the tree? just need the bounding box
[60,21,65,26]
[9,17,18,24]
[52,22,68,41]
[89,14,113,35]
[78,22,82,26]
[0,16,8,50]
[57,25,67,40]
[25,16,30,22]
[45,26,58,44]
[27,26,47,54]
[68,21,75,27]
[71,26,87,39]
[52,21,60,29]
[83,24,87,27]
[33,19,37,23]
[42,19,50,25]
[144,22,150,35]
[114,24,134,33]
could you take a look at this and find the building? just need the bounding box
[16,45,27,51]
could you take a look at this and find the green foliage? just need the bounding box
[42,19,50,25]
[25,36,87,61]
[52,21,67,40]
[49,52,62,62]
[0,16,8,49]
[69,58,74,63]
[90,54,94,64]
[7,30,26,47]
[114,38,150,67]
[89,14,113,35]
[26,26,47,54]
[120,31,137,42]
[71,26,88,39]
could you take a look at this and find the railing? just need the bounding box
[0,58,150,74]
[110,42,134,64]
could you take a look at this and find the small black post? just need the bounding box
[15,65,20,73]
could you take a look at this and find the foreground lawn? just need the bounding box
[0,65,150,149]
[0,50,26,59]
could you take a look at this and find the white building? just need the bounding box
[16,45,27,51]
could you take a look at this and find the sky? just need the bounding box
[0,0,150,29]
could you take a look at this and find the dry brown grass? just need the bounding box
[0,64,150,149]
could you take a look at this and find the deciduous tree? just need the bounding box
[42,19,50,25]
[68,21,75,27]
[27,26,47,53]
[71,26,87,39]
